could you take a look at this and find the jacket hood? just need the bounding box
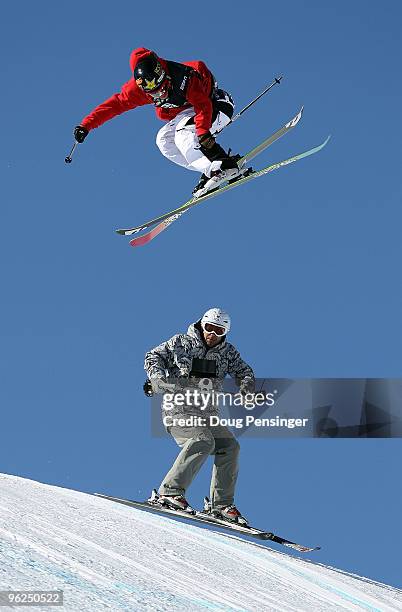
[129,47,156,73]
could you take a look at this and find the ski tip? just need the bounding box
[115,229,127,236]
[323,134,331,145]
[284,543,321,553]
[302,545,321,553]
[301,548,320,553]
[127,234,148,248]
[313,135,331,152]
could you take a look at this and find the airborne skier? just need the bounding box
[144,308,255,524]
[73,47,248,197]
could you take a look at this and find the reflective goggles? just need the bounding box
[136,70,169,96]
[202,322,227,337]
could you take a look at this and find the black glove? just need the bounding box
[198,131,228,162]
[143,379,154,397]
[198,131,216,150]
[74,125,89,143]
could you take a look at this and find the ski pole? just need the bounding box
[214,75,283,135]
[65,142,78,164]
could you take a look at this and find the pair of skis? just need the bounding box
[116,107,330,247]
[94,493,320,553]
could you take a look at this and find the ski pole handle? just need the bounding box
[65,142,78,164]
[214,75,283,135]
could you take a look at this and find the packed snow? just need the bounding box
[0,473,401,611]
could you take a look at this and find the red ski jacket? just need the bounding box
[81,48,215,136]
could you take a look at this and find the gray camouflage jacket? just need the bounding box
[144,321,255,416]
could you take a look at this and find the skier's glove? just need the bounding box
[198,131,229,162]
[143,379,154,397]
[151,377,175,395]
[74,125,89,143]
[198,131,216,150]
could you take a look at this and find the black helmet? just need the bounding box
[134,53,167,93]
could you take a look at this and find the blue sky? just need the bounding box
[2,0,402,590]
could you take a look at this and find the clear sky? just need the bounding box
[2,0,402,590]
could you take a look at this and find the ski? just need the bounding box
[116,107,304,237]
[128,135,330,247]
[94,493,320,553]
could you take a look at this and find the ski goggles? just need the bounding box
[202,322,227,337]
[136,67,166,91]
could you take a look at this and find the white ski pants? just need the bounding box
[155,108,231,177]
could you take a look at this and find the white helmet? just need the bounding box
[201,308,231,335]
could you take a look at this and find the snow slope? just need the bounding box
[0,474,401,612]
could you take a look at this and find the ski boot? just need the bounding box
[193,155,251,199]
[149,489,195,514]
[203,496,249,526]
[227,157,254,184]
[192,173,208,196]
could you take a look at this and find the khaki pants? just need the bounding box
[159,424,240,508]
